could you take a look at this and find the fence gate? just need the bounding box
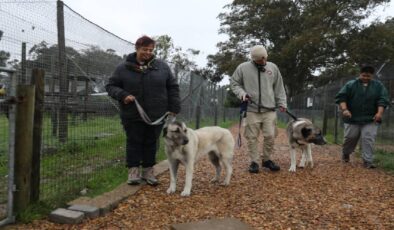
[0,67,16,227]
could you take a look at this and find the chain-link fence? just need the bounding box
[278,76,394,151]
[0,0,238,225]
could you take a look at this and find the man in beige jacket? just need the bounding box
[231,45,287,173]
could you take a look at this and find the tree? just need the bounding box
[77,46,123,77]
[347,18,394,67]
[214,0,390,96]
[0,30,11,67]
[28,41,81,71]
[154,35,199,71]
[194,59,224,83]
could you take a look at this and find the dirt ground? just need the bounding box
[8,126,394,229]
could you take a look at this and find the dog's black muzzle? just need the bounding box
[312,134,327,145]
[182,137,189,145]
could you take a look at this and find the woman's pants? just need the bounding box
[122,120,164,168]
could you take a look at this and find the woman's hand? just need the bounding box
[342,109,352,118]
[123,95,135,104]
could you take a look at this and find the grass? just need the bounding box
[375,149,394,173]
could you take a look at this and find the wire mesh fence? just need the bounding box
[0,0,238,222]
[1,1,393,225]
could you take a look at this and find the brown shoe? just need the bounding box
[142,167,159,186]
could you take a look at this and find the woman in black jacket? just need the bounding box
[106,35,180,186]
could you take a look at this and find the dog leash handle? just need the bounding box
[134,99,170,125]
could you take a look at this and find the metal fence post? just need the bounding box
[334,104,339,144]
[221,87,226,122]
[57,0,68,143]
[195,83,202,129]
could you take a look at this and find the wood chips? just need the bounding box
[8,126,394,229]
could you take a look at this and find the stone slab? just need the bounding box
[48,208,84,224]
[68,204,100,219]
[170,218,254,230]
[154,160,169,175]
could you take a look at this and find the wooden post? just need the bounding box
[14,85,35,212]
[30,69,45,202]
[222,87,226,122]
[57,0,68,142]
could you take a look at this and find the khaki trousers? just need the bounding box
[244,111,277,163]
[342,122,378,163]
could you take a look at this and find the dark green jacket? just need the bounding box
[335,78,390,124]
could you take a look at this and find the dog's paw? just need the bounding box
[220,181,230,186]
[180,190,191,196]
[210,178,219,184]
[166,187,176,194]
[289,165,296,172]
[303,160,313,168]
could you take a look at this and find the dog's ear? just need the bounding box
[301,127,312,138]
[162,126,167,137]
[181,122,187,131]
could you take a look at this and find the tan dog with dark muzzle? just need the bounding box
[287,118,326,172]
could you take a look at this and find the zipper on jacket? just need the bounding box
[257,68,261,113]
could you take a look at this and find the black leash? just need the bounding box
[250,99,299,120]
[285,110,298,120]
[236,98,299,148]
[236,100,248,148]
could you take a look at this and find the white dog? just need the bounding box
[163,121,234,196]
[287,118,326,172]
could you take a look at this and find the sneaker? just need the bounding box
[363,161,376,169]
[262,160,280,171]
[127,167,141,185]
[142,167,159,186]
[342,153,350,163]
[248,162,259,173]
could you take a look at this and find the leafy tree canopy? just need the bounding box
[212,0,391,96]
[0,30,11,67]
[154,35,200,71]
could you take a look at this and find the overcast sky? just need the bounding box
[62,0,232,67]
[62,0,393,68]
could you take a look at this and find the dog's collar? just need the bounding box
[296,140,307,145]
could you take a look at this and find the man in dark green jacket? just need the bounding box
[335,64,390,168]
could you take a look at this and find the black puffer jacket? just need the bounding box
[106,53,181,122]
